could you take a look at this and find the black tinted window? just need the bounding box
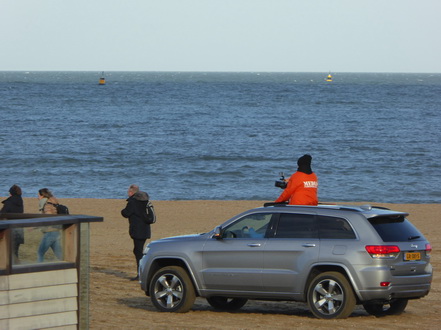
[275,213,318,238]
[318,216,356,239]
[368,215,424,242]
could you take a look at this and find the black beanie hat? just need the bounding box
[297,154,313,174]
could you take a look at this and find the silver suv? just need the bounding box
[139,204,432,319]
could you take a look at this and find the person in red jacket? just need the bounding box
[275,154,318,205]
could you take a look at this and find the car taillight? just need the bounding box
[365,245,400,259]
[426,243,432,256]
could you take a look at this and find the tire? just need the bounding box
[149,266,196,313]
[206,297,248,311]
[363,299,408,316]
[307,271,356,319]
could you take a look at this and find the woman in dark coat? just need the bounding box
[1,185,24,260]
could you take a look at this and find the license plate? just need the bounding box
[404,252,421,261]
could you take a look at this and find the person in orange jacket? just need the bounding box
[275,154,318,205]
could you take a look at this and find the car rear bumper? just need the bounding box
[356,273,432,301]
[353,263,432,301]
[358,282,431,301]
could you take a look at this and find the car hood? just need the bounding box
[151,233,206,243]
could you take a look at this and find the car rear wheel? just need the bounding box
[307,271,356,319]
[149,266,196,313]
[363,299,408,316]
[206,297,248,311]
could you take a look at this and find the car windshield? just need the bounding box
[368,215,424,242]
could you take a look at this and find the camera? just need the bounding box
[275,172,287,189]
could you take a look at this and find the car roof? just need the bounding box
[260,203,409,218]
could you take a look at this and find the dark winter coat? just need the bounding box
[1,195,24,213]
[121,191,151,240]
[1,195,25,244]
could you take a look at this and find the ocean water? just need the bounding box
[0,71,440,203]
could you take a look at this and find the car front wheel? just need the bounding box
[363,299,408,316]
[307,271,356,319]
[206,297,248,311]
[149,266,196,313]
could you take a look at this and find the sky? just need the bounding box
[1,0,440,73]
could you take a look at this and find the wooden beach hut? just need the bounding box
[0,213,103,329]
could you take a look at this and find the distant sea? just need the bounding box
[0,71,440,203]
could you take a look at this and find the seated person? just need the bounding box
[242,226,264,238]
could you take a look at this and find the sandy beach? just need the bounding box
[19,199,441,329]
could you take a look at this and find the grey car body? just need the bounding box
[139,204,432,318]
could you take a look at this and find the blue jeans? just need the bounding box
[38,231,62,262]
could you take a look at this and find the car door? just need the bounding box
[202,212,273,292]
[262,212,319,295]
[317,215,358,264]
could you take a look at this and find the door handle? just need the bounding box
[247,243,262,247]
[302,243,316,247]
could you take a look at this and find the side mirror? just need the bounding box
[213,226,223,239]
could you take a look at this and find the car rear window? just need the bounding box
[368,215,424,242]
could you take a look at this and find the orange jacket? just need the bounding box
[275,171,318,205]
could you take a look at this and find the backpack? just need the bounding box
[144,200,156,224]
[47,202,70,215]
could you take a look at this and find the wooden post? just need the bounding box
[0,229,11,274]
[64,224,79,264]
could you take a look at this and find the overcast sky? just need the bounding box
[1,0,440,73]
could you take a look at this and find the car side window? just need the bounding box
[318,216,356,239]
[222,213,272,239]
[274,213,318,238]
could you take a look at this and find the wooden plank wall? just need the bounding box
[0,269,78,329]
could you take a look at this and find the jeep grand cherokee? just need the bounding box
[139,204,432,319]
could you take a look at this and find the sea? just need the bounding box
[0,71,440,204]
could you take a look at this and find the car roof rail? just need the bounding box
[262,203,392,212]
[263,202,288,207]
